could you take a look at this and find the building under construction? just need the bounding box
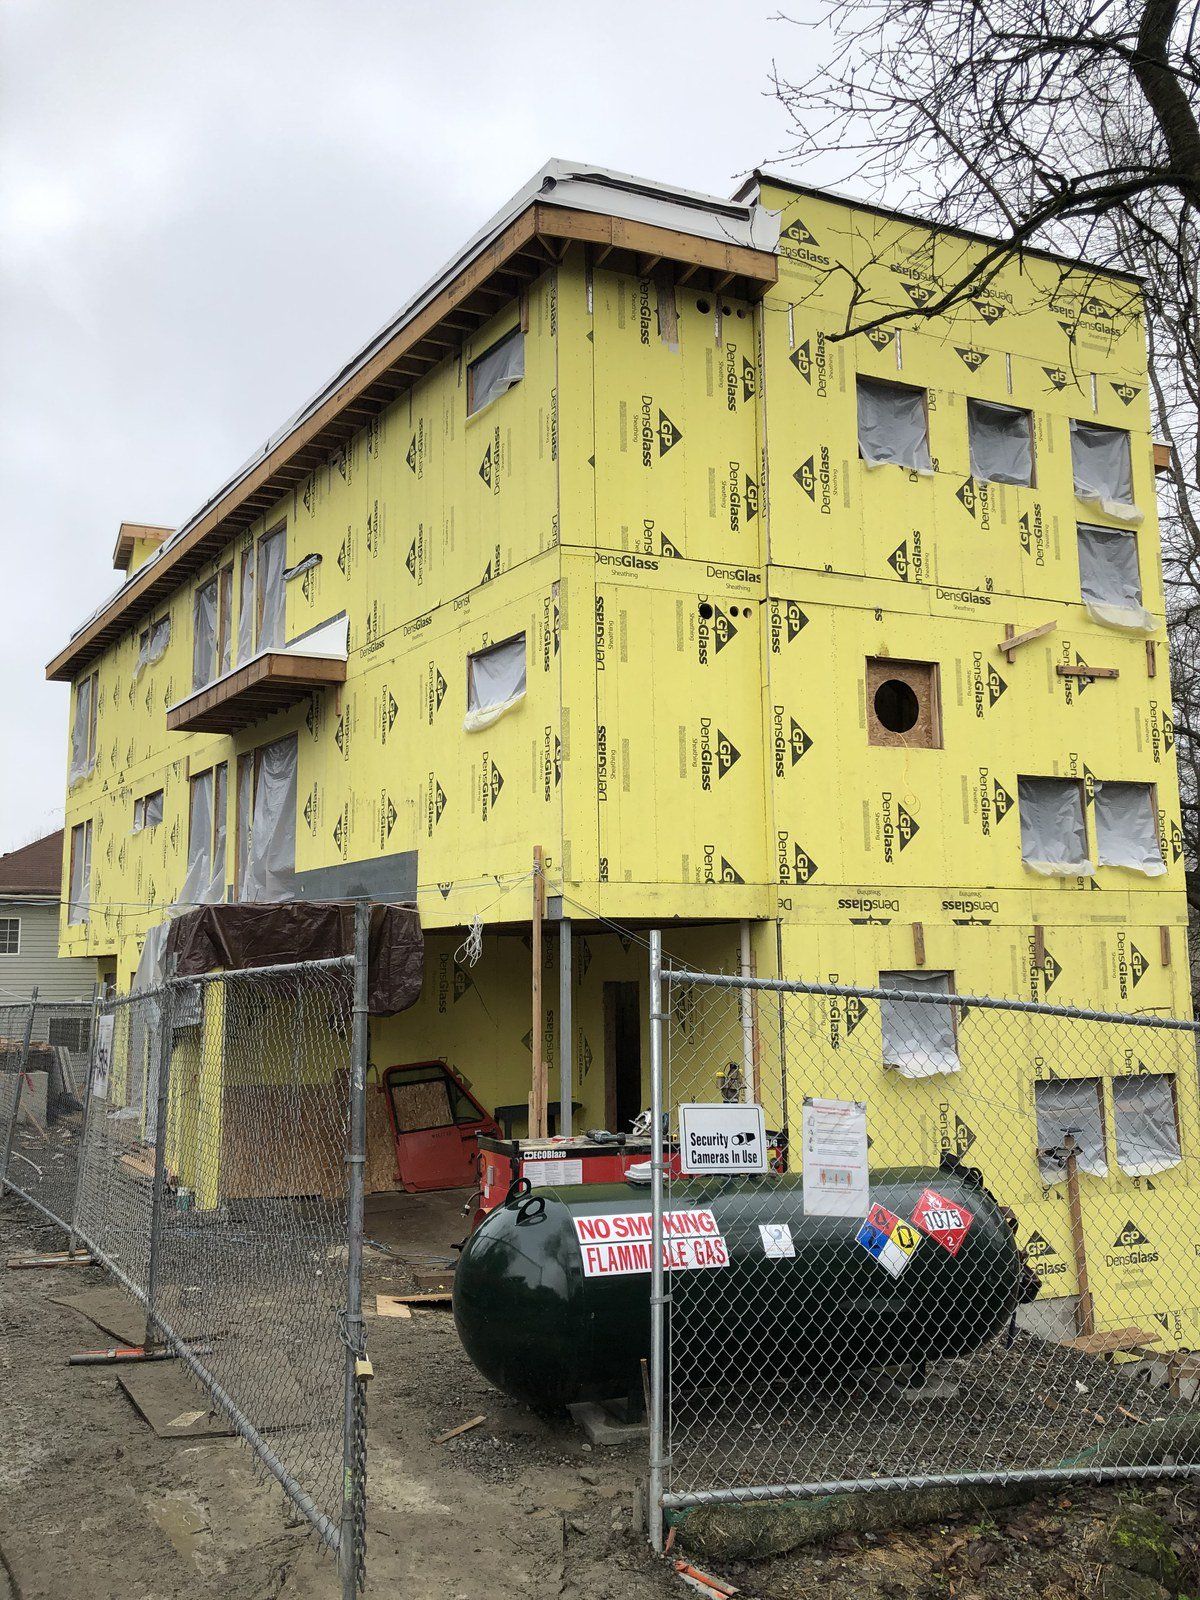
[49,162,1193,1337]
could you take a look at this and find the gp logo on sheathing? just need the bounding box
[856,1204,921,1278]
[910,1188,974,1257]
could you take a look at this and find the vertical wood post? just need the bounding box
[530,846,547,1139]
[1064,1133,1094,1336]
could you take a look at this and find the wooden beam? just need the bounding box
[1160,926,1172,967]
[1064,1134,1095,1337]
[1146,639,1157,678]
[529,844,547,1140]
[912,922,925,966]
[1056,664,1119,680]
[1000,619,1057,662]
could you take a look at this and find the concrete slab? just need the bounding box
[568,1401,649,1447]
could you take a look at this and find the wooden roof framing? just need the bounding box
[50,204,777,683]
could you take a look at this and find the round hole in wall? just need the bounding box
[736,308,746,319]
[720,303,733,317]
[698,602,715,620]
[696,298,712,314]
[873,679,921,734]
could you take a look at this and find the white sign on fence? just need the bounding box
[801,1096,869,1217]
[677,1102,768,1174]
[92,1013,115,1100]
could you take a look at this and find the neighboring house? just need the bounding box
[45,162,1194,1332]
[0,830,97,1012]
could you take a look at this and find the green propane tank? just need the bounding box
[453,1169,1025,1409]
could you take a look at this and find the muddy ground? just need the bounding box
[1,1191,1197,1600]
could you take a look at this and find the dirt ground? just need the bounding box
[1,1190,1197,1600]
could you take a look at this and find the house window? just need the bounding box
[465,633,527,731]
[467,326,524,416]
[1094,781,1165,875]
[69,671,98,784]
[68,819,92,925]
[1034,1077,1107,1184]
[866,658,941,747]
[192,566,232,689]
[1077,523,1150,630]
[183,762,227,905]
[240,734,298,902]
[856,377,932,472]
[880,970,959,1078]
[1017,777,1092,876]
[237,542,256,663]
[132,788,164,833]
[1113,1074,1181,1176]
[48,1015,90,1053]
[1070,419,1136,515]
[967,399,1034,486]
[0,917,19,955]
[256,525,287,650]
[134,615,171,679]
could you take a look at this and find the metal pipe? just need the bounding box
[660,968,1200,1032]
[340,900,371,1599]
[559,918,573,1137]
[144,960,177,1347]
[647,930,666,1554]
[0,989,38,1196]
[663,1462,1200,1509]
[739,921,754,1105]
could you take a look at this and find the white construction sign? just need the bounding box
[678,1102,768,1174]
[802,1096,870,1217]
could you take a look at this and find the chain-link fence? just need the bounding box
[1,996,96,1238]
[648,952,1200,1543]
[0,927,370,1596]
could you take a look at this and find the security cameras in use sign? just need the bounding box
[678,1103,768,1174]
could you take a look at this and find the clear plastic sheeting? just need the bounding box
[880,971,959,1078]
[465,634,527,732]
[68,675,94,785]
[236,756,253,897]
[467,327,524,416]
[242,735,298,902]
[133,616,171,682]
[856,378,932,473]
[1070,419,1140,522]
[237,545,256,664]
[193,578,218,689]
[1094,781,1166,875]
[257,531,287,650]
[1018,777,1093,876]
[967,399,1033,486]
[68,821,91,924]
[1077,523,1154,633]
[1034,1077,1108,1183]
[1113,1074,1181,1176]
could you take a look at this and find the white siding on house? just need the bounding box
[0,899,96,1003]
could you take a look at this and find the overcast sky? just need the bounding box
[0,0,839,853]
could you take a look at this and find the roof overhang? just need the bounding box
[49,161,779,683]
[166,651,347,734]
[112,522,171,572]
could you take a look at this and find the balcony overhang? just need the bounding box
[167,649,345,734]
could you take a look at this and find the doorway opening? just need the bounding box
[603,980,643,1133]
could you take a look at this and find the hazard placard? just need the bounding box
[910,1188,974,1256]
[855,1202,921,1278]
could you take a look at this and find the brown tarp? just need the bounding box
[164,902,423,1015]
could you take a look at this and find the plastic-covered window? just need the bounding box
[1070,419,1138,520]
[1034,1077,1107,1184]
[857,378,932,472]
[467,327,524,416]
[1094,781,1165,875]
[880,970,959,1078]
[134,615,171,682]
[68,819,92,925]
[1017,777,1093,876]
[967,399,1033,486]
[465,633,527,732]
[193,577,218,689]
[68,673,97,785]
[257,529,287,651]
[237,543,256,664]
[1113,1075,1181,1176]
[241,735,298,902]
[1076,523,1153,632]
[236,753,254,898]
[134,789,164,834]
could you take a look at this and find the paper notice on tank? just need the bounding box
[801,1097,869,1218]
[572,1209,730,1277]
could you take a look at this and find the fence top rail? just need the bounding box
[664,965,1200,1034]
[98,953,355,1011]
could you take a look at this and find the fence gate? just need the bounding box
[647,944,1200,1547]
[0,906,371,1598]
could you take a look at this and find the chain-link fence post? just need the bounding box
[340,901,370,1599]
[66,982,104,1257]
[648,929,666,1554]
[145,959,177,1350]
[0,989,38,1197]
